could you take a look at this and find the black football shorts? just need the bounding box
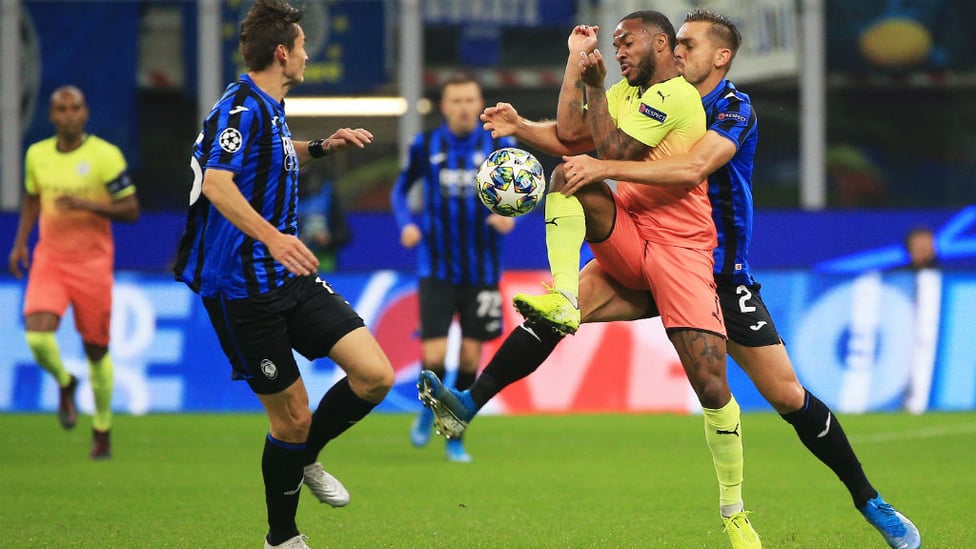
[418,277,503,341]
[715,280,783,347]
[203,275,365,394]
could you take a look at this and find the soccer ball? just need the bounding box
[476,147,546,217]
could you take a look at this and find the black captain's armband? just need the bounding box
[106,170,134,195]
[308,139,328,159]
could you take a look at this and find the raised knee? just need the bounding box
[549,163,568,192]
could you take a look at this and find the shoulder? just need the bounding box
[662,77,704,107]
[85,135,123,152]
[214,82,269,118]
[605,79,633,99]
[25,138,55,160]
[716,82,754,111]
[84,135,127,161]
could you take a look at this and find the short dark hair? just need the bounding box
[441,71,481,93]
[239,0,305,72]
[685,9,742,57]
[621,10,677,51]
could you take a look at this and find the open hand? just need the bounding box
[481,103,520,138]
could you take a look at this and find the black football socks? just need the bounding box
[469,320,564,410]
[304,376,377,464]
[781,389,878,508]
[263,434,304,545]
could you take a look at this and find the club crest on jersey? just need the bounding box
[260,359,278,380]
[218,128,243,153]
[638,102,667,123]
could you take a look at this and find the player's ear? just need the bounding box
[715,48,732,69]
[655,32,669,53]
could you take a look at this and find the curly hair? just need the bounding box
[239,0,305,72]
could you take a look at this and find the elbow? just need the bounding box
[557,126,588,144]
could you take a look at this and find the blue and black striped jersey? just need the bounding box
[174,75,301,299]
[702,80,759,286]
[391,125,515,286]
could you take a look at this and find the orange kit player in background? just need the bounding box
[8,85,140,460]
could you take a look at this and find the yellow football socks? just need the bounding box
[544,192,585,297]
[703,395,745,511]
[25,331,72,387]
[88,354,114,432]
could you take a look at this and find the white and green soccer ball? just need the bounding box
[476,147,546,217]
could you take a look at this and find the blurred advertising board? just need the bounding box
[1,268,973,415]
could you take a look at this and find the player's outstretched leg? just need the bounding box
[417,370,476,439]
[302,462,350,507]
[513,190,584,334]
[859,494,921,549]
[513,283,580,335]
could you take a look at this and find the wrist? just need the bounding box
[308,139,328,158]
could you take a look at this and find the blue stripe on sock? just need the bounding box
[266,433,307,451]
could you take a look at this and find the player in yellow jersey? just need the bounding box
[8,86,139,459]
[418,11,760,549]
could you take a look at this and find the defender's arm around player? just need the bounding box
[422,11,762,549]
[560,10,920,549]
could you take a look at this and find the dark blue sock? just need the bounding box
[263,434,305,545]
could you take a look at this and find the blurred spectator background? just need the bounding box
[2,0,974,218]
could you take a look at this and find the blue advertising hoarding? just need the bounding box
[1,268,974,416]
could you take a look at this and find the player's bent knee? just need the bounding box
[349,362,394,404]
[269,408,312,442]
[549,163,568,192]
[765,382,806,414]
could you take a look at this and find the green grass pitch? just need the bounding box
[2,411,973,548]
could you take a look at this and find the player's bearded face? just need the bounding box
[630,53,656,87]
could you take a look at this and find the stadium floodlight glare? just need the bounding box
[285,96,409,117]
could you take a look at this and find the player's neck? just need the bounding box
[56,134,86,153]
[640,68,680,95]
[248,70,289,103]
[696,72,728,99]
